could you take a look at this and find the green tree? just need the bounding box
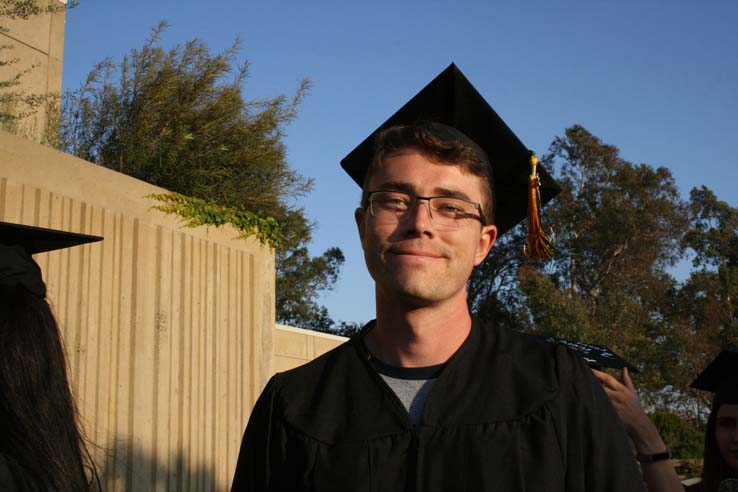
[650,410,703,459]
[276,209,345,331]
[682,186,738,347]
[60,23,345,330]
[532,126,691,400]
[671,187,738,414]
[468,225,532,332]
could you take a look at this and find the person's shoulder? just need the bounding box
[474,318,591,393]
[476,318,560,371]
[467,319,562,412]
[265,331,373,410]
[274,335,360,385]
[260,325,397,443]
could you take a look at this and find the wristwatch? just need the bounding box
[636,449,672,463]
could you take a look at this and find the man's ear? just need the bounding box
[474,224,497,266]
[355,207,366,243]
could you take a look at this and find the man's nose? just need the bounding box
[403,198,434,231]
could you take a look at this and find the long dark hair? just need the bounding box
[0,284,99,491]
[701,402,738,492]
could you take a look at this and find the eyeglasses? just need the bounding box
[366,191,487,230]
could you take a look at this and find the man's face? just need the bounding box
[355,150,497,306]
[716,404,738,472]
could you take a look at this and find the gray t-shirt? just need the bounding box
[370,358,446,429]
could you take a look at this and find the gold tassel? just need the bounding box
[524,153,555,259]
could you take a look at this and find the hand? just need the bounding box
[591,367,665,454]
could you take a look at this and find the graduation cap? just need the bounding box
[690,347,738,406]
[526,334,640,372]
[340,63,561,257]
[0,221,102,298]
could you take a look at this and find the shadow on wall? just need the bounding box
[96,438,224,492]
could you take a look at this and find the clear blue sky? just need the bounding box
[62,1,738,327]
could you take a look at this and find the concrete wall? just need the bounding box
[0,130,275,492]
[0,0,66,141]
[273,324,347,373]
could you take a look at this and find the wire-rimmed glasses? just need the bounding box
[366,191,486,230]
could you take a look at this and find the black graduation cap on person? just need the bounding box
[340,63,561,245]
[690,347,738,405]
[0,221,102,298]
[526,334,640,373]
[0,221,102,254]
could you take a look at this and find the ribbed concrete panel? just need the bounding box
[273,324,348,372]
[0,131,274,492]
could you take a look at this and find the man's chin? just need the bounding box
[379,280,450,306]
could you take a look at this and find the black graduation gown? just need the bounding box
[231,319,644,491]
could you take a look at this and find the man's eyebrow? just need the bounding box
[372,182,415,194]
[433,187,474,202]
[373,182,475,202]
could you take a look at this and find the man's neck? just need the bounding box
[366,290,472,368]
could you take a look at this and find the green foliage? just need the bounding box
[0,0,73,18]
[149,193,281,248]
[61,22,312,218]
[517,266,589,341]
[527,126,693,400]
[468,225,532,331]
[683,186,738,347]
[61,23,346,330]
[274,207,345,331]
[671,186,738,409]
[685,186,738,272]
[331,321,364,338]
[0,0,68,142]
[650,411,704,459]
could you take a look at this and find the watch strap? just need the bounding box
[636,449,672,464]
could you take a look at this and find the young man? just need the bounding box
[231,64,644,491]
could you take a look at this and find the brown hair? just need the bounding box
[0,284,100,491]
[361,121,495,225]
[701,399,738,491]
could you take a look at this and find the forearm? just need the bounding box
[630,424,684,492]
[639,461,684,492]
[591,367,686,492]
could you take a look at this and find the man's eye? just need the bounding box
[438,207,462,216]
[387,198,407,206]
[435,200,467,215]
[377,195,409,208]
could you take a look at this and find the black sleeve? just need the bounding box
[554,347,646,492]
[231,375,282,492]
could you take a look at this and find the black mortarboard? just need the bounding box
[527,334,640,373]
[0,221,102,254]
[340,63,561,238]
[0,221,102,297]
[690,348,738,405]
